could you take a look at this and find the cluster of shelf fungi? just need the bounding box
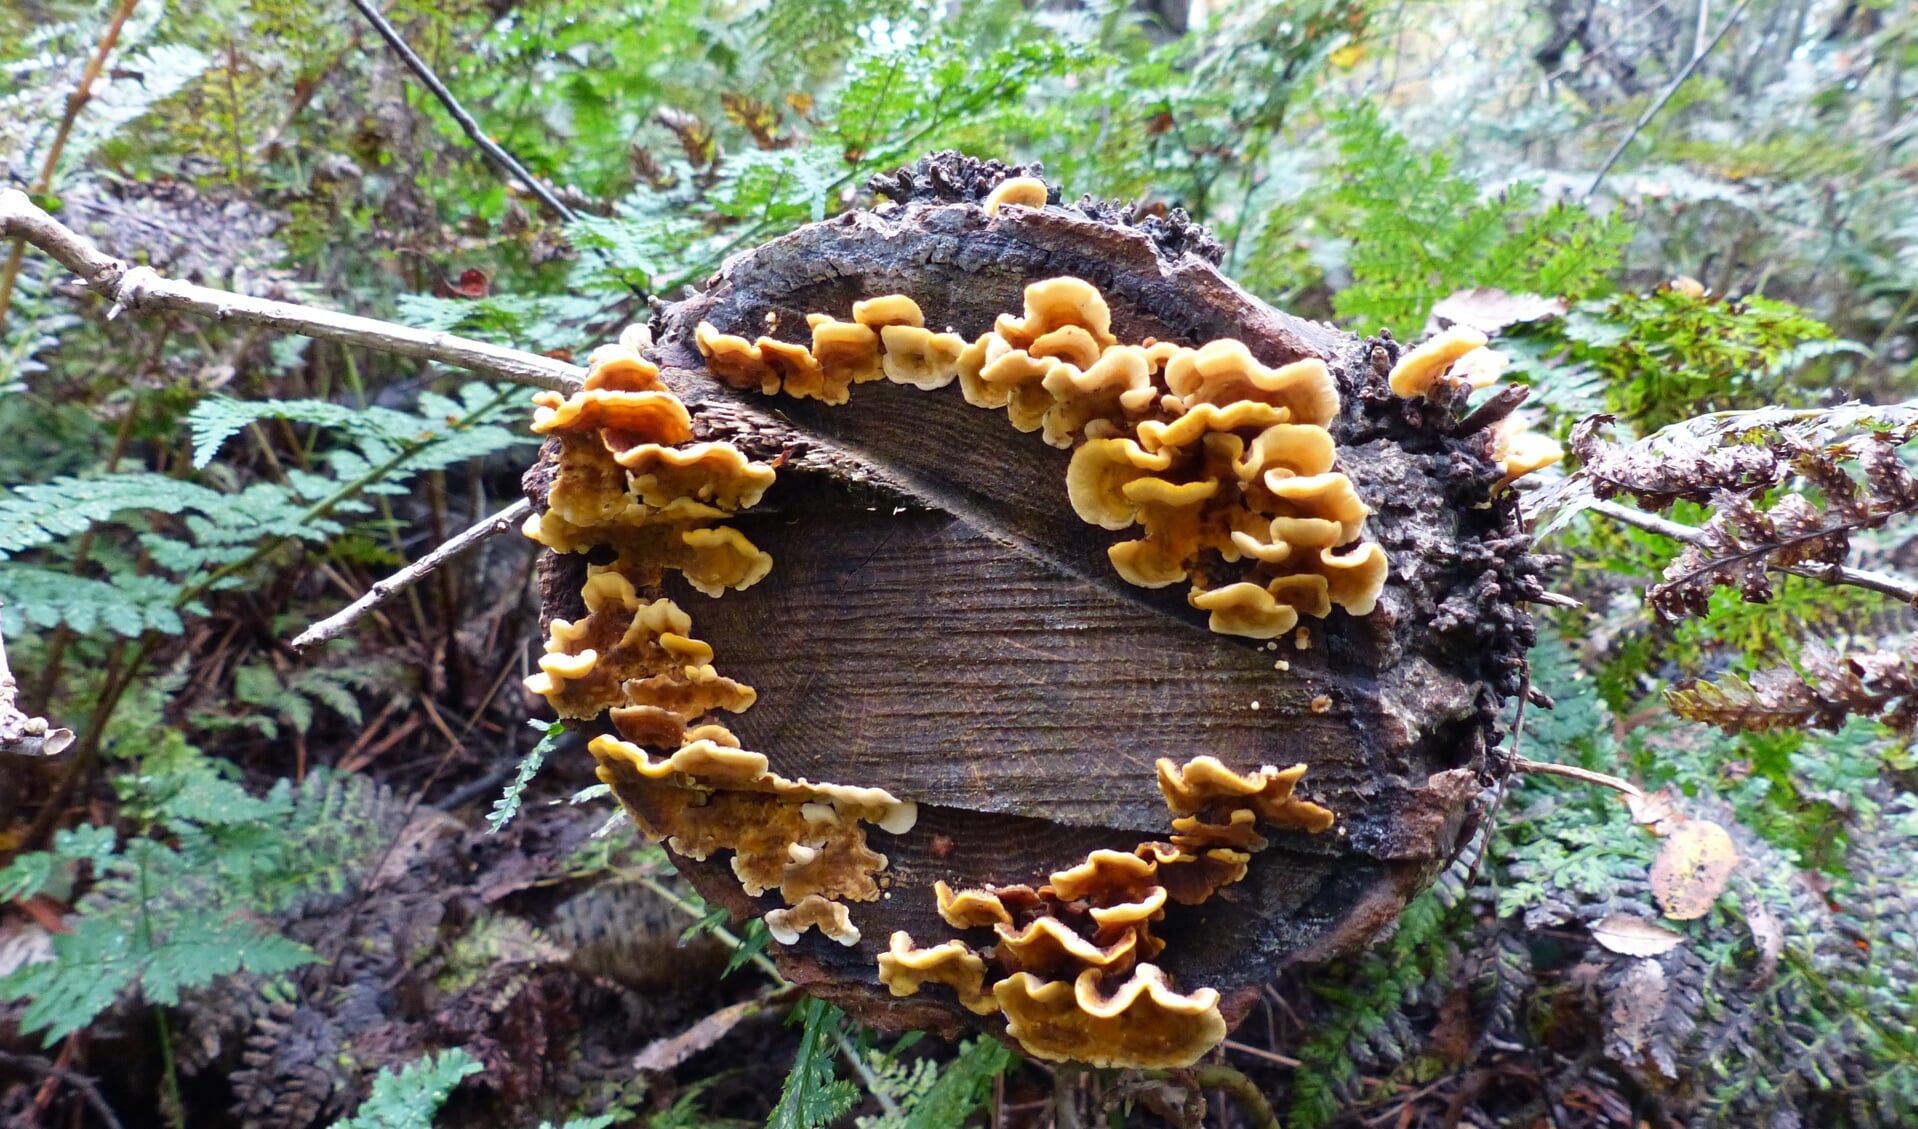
[519,155,1559,1068]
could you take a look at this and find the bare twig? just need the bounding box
[0,611,76,759]
[1511,755,1645,800]
[1221,1038,1304,1069]
[0,0,141,331]
[0,188,583,393]
[0,1049,126,1129]
[1586,0,1754,198]
[1586,497,1918,604]
[345,0,580,229]
[292,498,533,650]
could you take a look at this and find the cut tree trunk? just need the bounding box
[526,153,1548,1048]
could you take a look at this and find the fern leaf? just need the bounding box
[896,1038,1015,1129]
[488,720,565,834]
[0,473,227,558]
[0,565,186,636]
[769,998,860,1129]
[333,1048,484,1129]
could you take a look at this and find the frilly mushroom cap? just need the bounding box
[1163,342,1340,427]
[1235,423,1337,482]
[983,175,1049,215]
[1188,581,1300,639]
[852,294,925,332]
[994,277,1118,352]
[1135,400,1290,453]
[994,964,1225,1069]
[531,387,695,441]
[1155,756,1335,832]
[1029,324,1102,370]
[1449,345,1508,389]
[1046,849,1158,903]
[766,895,861,947]
[994,917,1142,979]
[1387,324,1489,398]
[539,434,649,536]
[1168,808,1267,852]
[879,325,967,391]
[1492,416,1566,487]
[525,584,757,720]
[679,526,774,596]
[808,315,883,397]
[1143,844,1253,906]
[976,347,1058,433]
[1263,472,1371,543]
[582,343,667,392]
[590,734,903,906]
[758,336,830,403]
[1038,343,1157,437]
[1317,541,1389,616]
[614,441,776,510]
[695,321,782,395]
[935,880,1019,930]
[878,933,997,1015]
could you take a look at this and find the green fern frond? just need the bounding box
[331,1048,484,1129]
[769,998,860,1129]
[1323,102,1628,339]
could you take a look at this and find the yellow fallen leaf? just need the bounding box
[1329,43,1367,69]
[1651,819,1738,920]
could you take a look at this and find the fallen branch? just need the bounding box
[0,1049,125,1129]
[0,612,76,759]
[1511,754,1644,800]
[1586,0,1754,198]
[348,0,581,228]
[0,188,583,393]
[1587,497,1918,604]
[292,497,533,650]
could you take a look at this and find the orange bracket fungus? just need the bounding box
[522,153,1559,1068]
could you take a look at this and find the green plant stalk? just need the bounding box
[136,844,185,1129]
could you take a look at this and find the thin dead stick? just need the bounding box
[1586,497,1918,603]
[0,188,583,393]
[0,610,76,758]
[1586,0,1754,198]
[292,497,533,650]
[0,0,141,332]
[344,0,644,298]
[1511,755,1644,800]
[346,0,577,228]
[0,1049,126,1129]
[1221,1038,1303,1069]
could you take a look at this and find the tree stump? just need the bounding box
[522,153,1550,1067]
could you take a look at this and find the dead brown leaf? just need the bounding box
[1590,912,1686,957]
[1606,958,1673,1077]
[1625,787,1683,836]
[634,987,796,1072]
